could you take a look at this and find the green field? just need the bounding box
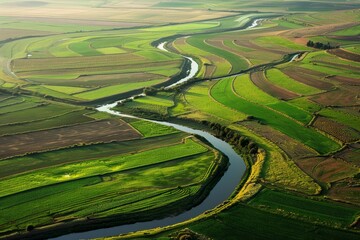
[0,135,222,234]
[211,77,340,154]
[265,69,321,95]
[233,74,312,124]
[249,188,359,227]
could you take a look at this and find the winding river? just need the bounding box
[52,18,263,240]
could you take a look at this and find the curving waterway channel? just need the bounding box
[53,19,263,240]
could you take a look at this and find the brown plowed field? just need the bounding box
[328,48,360,62]
[310,87,360,106]
[282,67,334,90]
[0,119,141,159]
[327,181,360,206]
[250,71,299,100]
[335,144,360,167]
[296,156,358,183]
[240,121,317,159]
[327,75,360,85]
[312,116,360,143]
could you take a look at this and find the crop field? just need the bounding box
[280,66,334,90]
[183,81,247,123]
[211,77,339,154]
[265,69,321,95]
[234,74,312,124]
[312,116,360,143]
[239,121,317,159]
[249,188,359,228]
[1,1,360,240]
[0,119,141,159]
[297,156,359,184]
[250,71,299,100]
[0,137,222,236]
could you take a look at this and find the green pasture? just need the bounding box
[0,109,93,136]
[0,101,83,125]
[0,150,215,234]
[265,69,321,95]
[187,36,248,74]
[0,138,208,197]
[130,120,179,137]
[96,47,126,54]
[68,39,101,56]
[134,92,174,107]
[331,24,360,36]
[185,81,247,123]
[43,85,89,94]
[344,45,360,54]
[144,22,219,33]
[299,52,360,79]
[0,18,105,33]
[274,18,305,29]
[0,133,187,179]
[74,79,165,100]
[25,85,83,101]
[288,97,322,113]
[254,36,309,51]
[223,40,253,53]
[305,51,360,68]
[249,188,359,227]
[0,100,41,115]
[211,77,340,154]
[233,74,312,124]
[319,108,360,132]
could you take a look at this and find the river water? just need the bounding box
[52,18,263,240]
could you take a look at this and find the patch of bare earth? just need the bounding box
[328,48,360,62]
[281,67,334,90]
[0,119,141,159]
[310,87,360,106]
[296,157,358,183]
[327,75,360,85]
[312,116,360,143]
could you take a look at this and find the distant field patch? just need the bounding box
[43,85,89,94]
[130,120,179,137]
[254,36,309,51]
[74,79,165,100]
[96,47,126,54]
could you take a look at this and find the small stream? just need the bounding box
[52,18,263,240]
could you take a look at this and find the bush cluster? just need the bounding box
[306,40,339,50]
[201,121,258,155]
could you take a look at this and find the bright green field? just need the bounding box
[265,69,321,95]
[0,138,208,198]
[0,127,223,235]
[130,120,179,137]
[74,79,165,100]
[233,74,312,124]
[185,81,247,123]
[211,77,340,154]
